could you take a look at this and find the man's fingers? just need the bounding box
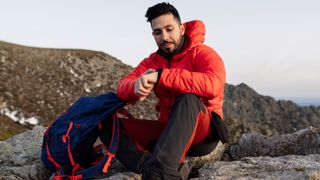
[136,88,149,96]
[138,79,151,93]
[135,79,147,95]
[140,76,154,89]
[134,73,157,101]
[139,96,147,101]
[137,89,149,96]
[135,78,151,95]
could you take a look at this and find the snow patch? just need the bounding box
[0,108,39,125]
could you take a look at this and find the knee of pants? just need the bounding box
[175,94,205,111]
[175,93,201,104]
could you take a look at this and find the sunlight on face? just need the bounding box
[151,13,185,54]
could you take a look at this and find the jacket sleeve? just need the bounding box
[116,58,150,102]
[158,47,226,99]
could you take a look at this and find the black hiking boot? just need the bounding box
[141,161,192,180]
[142,170,162,180]
[178,161,193,180]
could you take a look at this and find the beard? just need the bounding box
[161,42,176,53]
[159,35,183,54]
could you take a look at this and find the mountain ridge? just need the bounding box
[0,40,319,144]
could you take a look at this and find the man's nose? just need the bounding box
[161,31,169,41]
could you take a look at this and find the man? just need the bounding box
[103,2,226,180]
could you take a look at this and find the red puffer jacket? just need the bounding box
[117,20,226,122]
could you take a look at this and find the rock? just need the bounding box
[197,154,320,180]
[0,125,225,180]
[0,126,45,166]
[0,160,49,180]
[0,126,50,180]
[1,123,216,180]
[229,126,320,160]
[100,172,141,180]
[186,141,226,169]
[2,126,320,179]
[0,126,133,180]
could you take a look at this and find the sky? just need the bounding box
[0,0,319,105]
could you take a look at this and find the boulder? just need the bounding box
[0,126,50,180]
[197,154,320,179]
[0,126,225,179]
[229,126,320,160]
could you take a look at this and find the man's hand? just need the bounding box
[134,69,159,101]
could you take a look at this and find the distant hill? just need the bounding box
[1,40,319,143]
[223,83,320,142]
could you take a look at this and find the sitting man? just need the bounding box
[100,2,226,180]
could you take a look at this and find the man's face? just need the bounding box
[151,13,185,54]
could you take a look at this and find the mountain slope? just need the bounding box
[223,83,320,142]
[0,115,29,140]
[0,40,157,126]
[1,40,319,143]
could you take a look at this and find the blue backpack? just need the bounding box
[41,92,127,180]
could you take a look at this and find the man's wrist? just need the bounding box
[156,68,162,84]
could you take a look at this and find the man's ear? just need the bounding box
[150,22,156,37]
[180,24,185,35]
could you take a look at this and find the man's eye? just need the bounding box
[154,31,161,35]
[167,28,173,32]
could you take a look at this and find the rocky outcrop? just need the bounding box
[198,155,320,179]
[0,126,225,179]
[223,83,320,143]
[1,126,320,179]
[229,126,320,160]
[0,126,50,180]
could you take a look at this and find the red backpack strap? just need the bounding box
[50,174,83,180]
[68,175,83,180]
[102,151,115,173]
[101,111,121,173]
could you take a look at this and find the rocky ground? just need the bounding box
[1,126,320,179]
[1,40,320,179]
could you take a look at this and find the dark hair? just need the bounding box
[145,2,181,24]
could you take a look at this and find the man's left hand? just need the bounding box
[134,70,158,101]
